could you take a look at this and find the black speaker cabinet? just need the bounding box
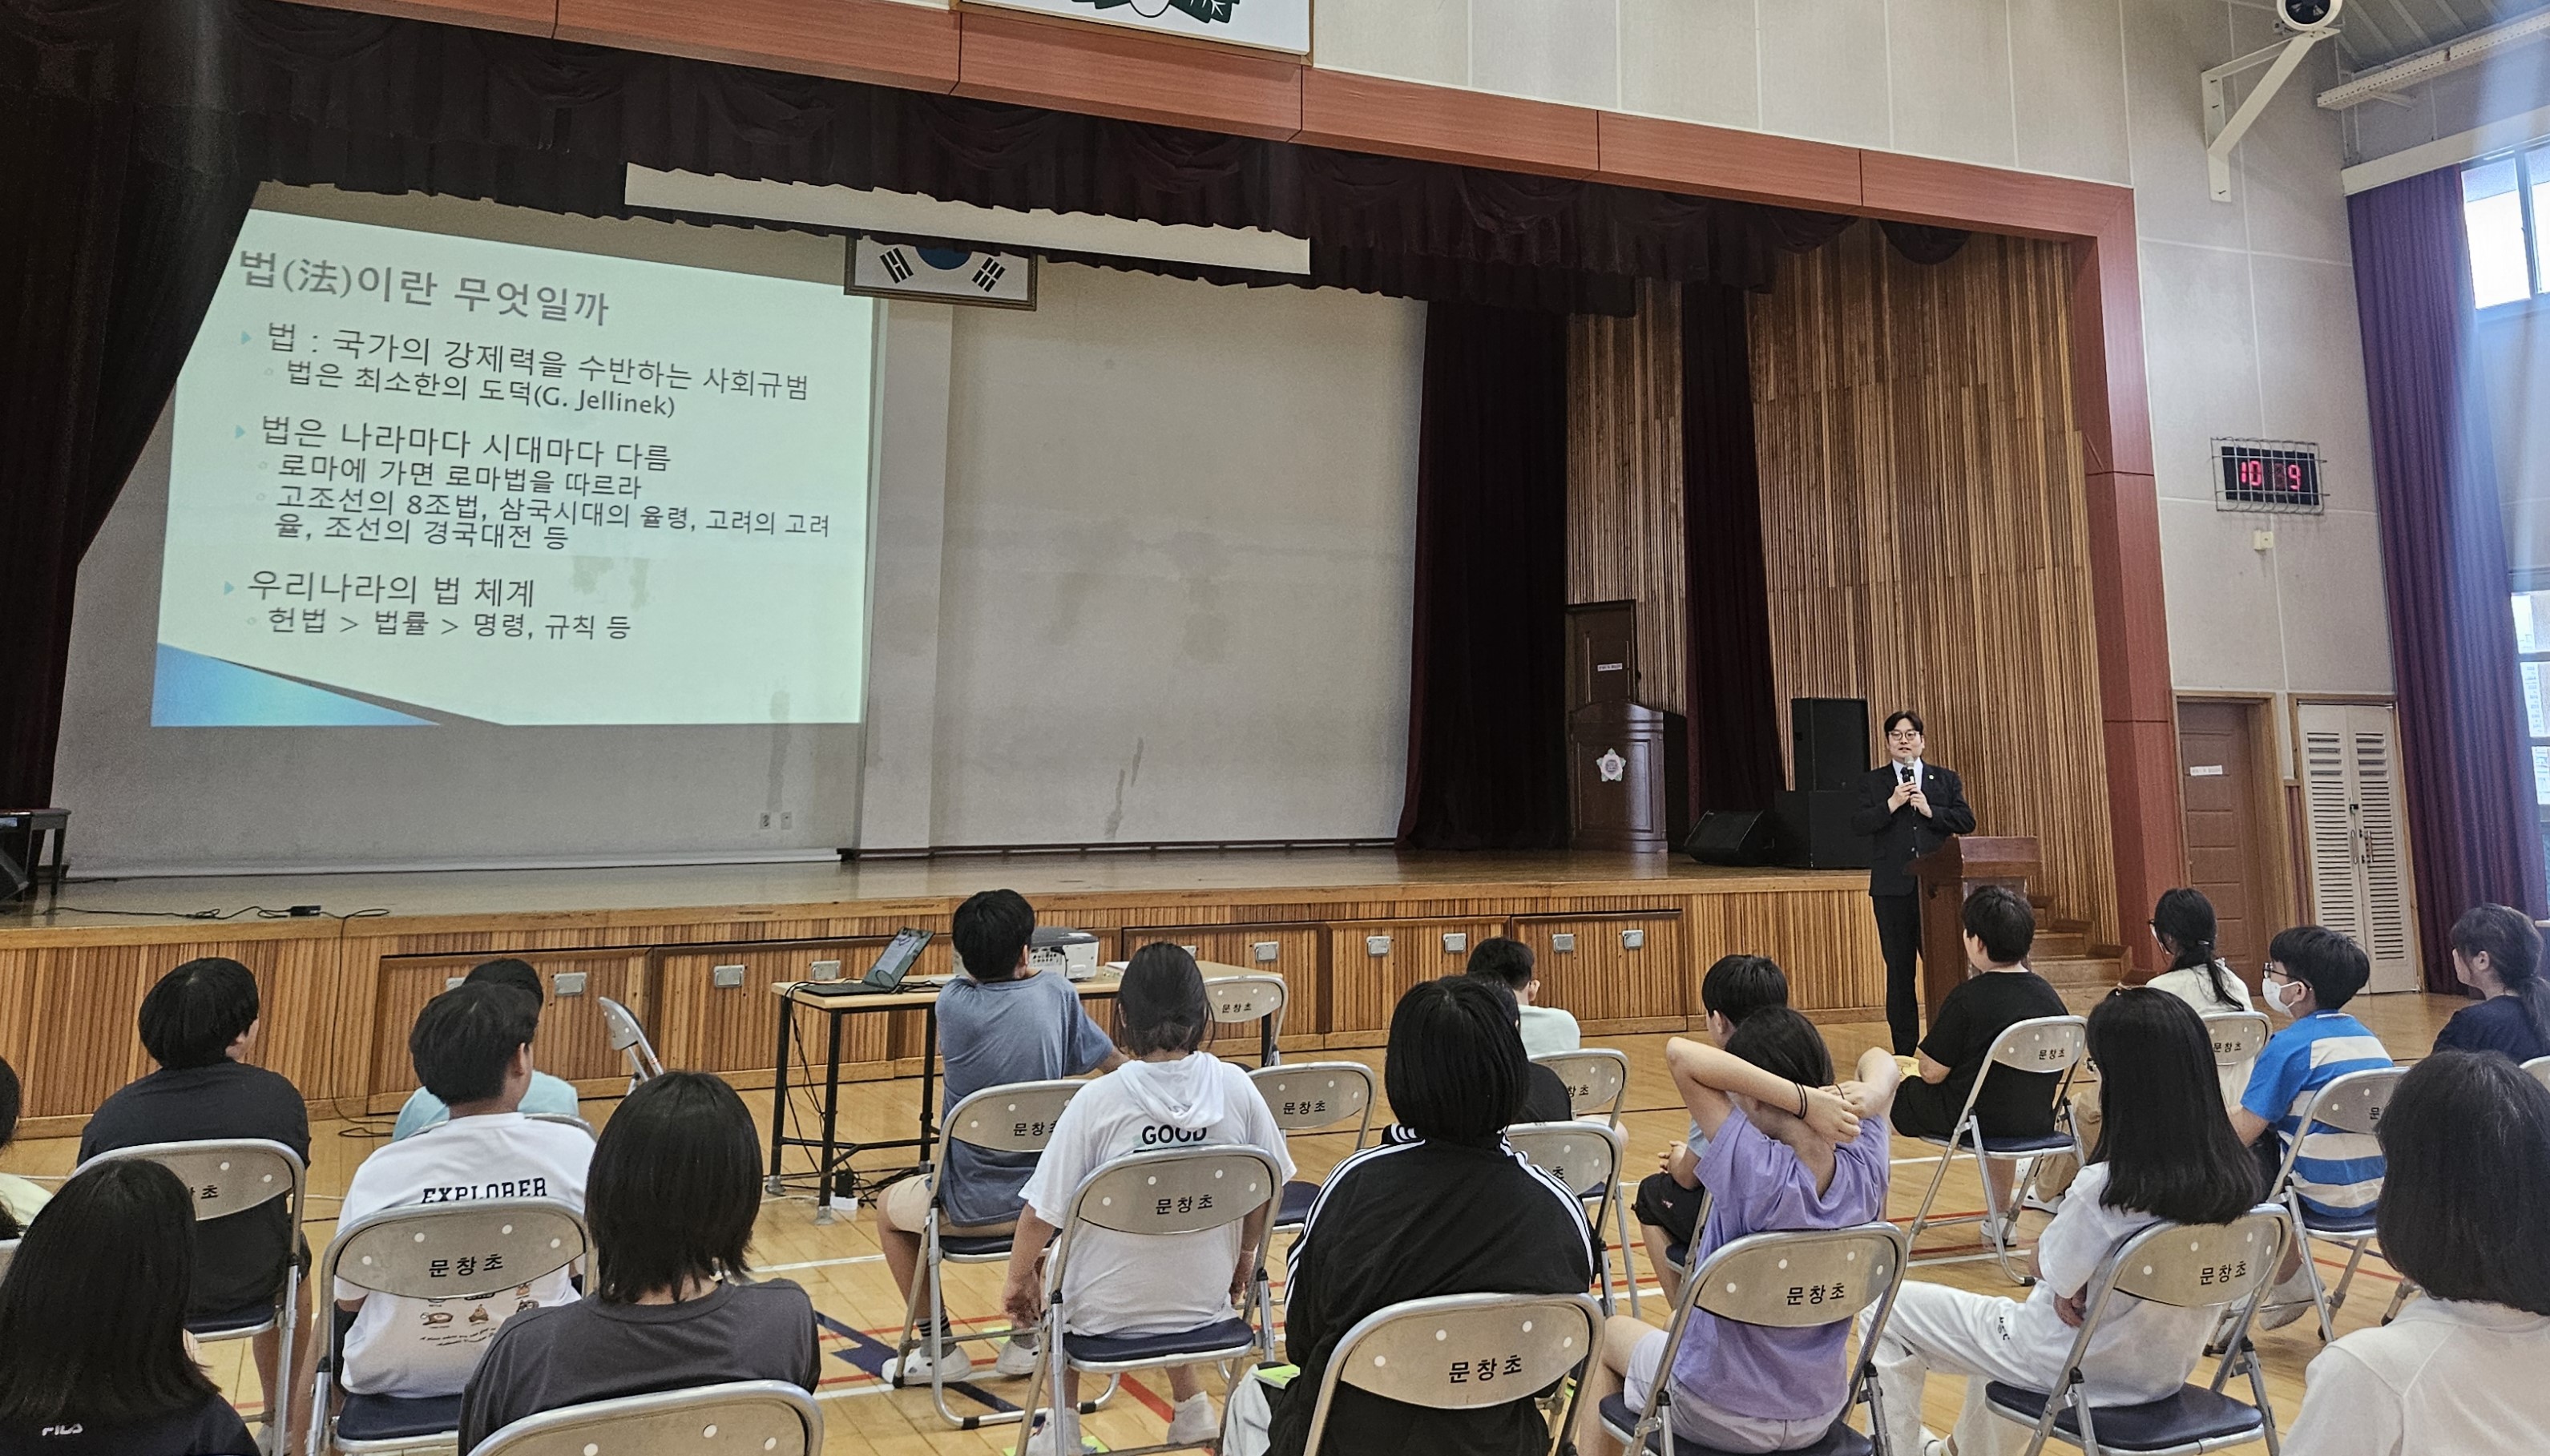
[1773,789,1874,869]
[1684,809,1777,866]
[1790,697,1869,793]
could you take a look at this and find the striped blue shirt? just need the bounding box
[2241,1011,2393,1220]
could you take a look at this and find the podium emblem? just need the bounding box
[1596,748,1626,783]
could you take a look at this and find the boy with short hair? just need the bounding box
[1890,885,2068,1237]
[335,982,595,1400]
[2234,922,2393,1325]
[1466,937,1580,1058]
[1632,954,1788,1301]
[878,889,1123,1384]
[390,958,580,1139]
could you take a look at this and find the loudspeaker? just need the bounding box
[1790,697,1869,793]
[1685,809,1777,866]
[1773,789,1874,869]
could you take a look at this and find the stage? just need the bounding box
[0,849,2122,1135]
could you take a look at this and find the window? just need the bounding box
[2463,150,2550,309]
[2512,591,2550,900]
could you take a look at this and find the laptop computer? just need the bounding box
[801,927,933,996]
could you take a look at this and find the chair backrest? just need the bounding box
[1299,1291,1603,1456]
[1684,1221,1910,1331]
[2201,1010,2272,1068]
[1205,974,1288,1029]
[941,1079,1083,1156]
[1531,1049,1630,1125]
[464,1379,822,1456]
[1054,1146,1280,1242]
[80,1138,305,1221]
[2103,1209,2290,1311]
[1503,1121,1624,1204]
[2526,1055,2550,1092]
[1248,1062,1376,1148]
[321,1198,590,1301]
[2268,1065,2405,1201]
[596,996,665,1081]
[1984,1014,2088,1075]
[0,1239,15,1284]
[525,1112,596,1136]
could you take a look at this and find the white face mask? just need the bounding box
[2267,978,2306,1018]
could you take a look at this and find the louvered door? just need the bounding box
[2297,702,2420,993]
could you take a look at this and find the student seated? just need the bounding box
[1870,989,2261,1455]
[879,889,1122,1385]
[391,959,579,1139]
[458,1072,817,1451]
[1250,977,1597,1456]
[2284,1051,2550,1455]
[1580,1009,1895,1455]
[2431,903,2550,1065]
[79,958,311,1446]
[1001,944,1292,1454]
[335,982,595,1401]
[1632,954,1788,1304]
[0,1059,42,1237]
[1888,885,2068,1232]
[1469,974,1576,1123]
[2233,923,2391,1326]
[1467,937,1580,1058]
[0,1159,257,1455]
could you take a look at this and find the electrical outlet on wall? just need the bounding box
[781,811,793,829]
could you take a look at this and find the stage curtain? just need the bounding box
[2350,167,2549,985]
[1680,283,1784,819]
[1397,304,1572,850]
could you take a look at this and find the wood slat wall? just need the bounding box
[1750,222,2120,948]
[1566,278,1688,714]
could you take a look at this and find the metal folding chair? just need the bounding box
[1296,1290,1604,1456]
[2197,1011,2270,1075]
[1981,1206,2292,1456]
[597,996,665,1087]
[462,1379,821,1456]
[1902,1014,2088,1282]
[1205,974,1288,1067]
[2262,1066,2403,1341]
[889,1078,1087,1430]
[523,1113,596,1137]
[2524,1055,2550,1091]
[1531,1049,1631,1127]
[0,1237,15,1283]
[1031,1146,1282,1454]
[1245,1062,1376,1241]
[1600,1217,1910,1456]
[83,1139,306,1445]
[1504,1120,1639,1318]
[310,1198,591,1455]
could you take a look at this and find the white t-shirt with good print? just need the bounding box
[333,1112,594,1398]
[1019,1051,1293,1338]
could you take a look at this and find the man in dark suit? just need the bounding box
[1851,709,1975,1055]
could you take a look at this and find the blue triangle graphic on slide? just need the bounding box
[151,644,434,726]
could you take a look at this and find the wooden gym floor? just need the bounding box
[0,992,2459,1454]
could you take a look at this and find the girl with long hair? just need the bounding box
[2435,902,2550,1064]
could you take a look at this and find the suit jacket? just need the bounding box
[1850,762,1975,896]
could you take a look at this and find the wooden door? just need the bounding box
[2177,700,2274,988]
[2298,702,2421,994]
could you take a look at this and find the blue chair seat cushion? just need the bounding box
[336,1391,463,1444]
[941,1232,1016,1259]
[1664,1241,1689,1270]
[1275,1180,1317,1228]
[2298,1204,2380,1236]
[1063,1317,1257,1366]
[1915,1128,2076,1155]
[186,1299,277,1338]
[1596,1393,1868,1456]
[1983,1381,2265,1451]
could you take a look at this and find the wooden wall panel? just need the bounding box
[1509,912,1685,1024]
[1120,923,1326,1051]
[1700,891,1890,1011]
[367,949,648,1099]
[1750,222,2120,950]
[1567,278,1688,714]
[1321,921,1501,1043]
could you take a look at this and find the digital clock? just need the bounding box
[2214,439,2324,513]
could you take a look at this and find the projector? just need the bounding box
[1032,926,1103,981]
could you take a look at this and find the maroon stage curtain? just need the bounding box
[1395,303,1571,850]
[1681,283,1784,820]
[2350,167,2549,986]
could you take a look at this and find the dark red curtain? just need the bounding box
[1395,304,1571,849]
[1681,283,1784,820]
[2350,167,2548,987]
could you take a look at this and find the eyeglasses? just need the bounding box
[1886,728,1922,740]
[2262,963,2294,983]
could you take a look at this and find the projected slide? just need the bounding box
[155,208,876,727]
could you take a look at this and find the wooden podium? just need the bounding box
[1910,836,2040,1019]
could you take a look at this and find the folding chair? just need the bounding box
[1205,974,1288,1067]
[2524,1055,2550,1091]
[1902,1014,2087,1283]
[2197,1012,2270,1075]
[83,1139,306,1446]
[0,1237,15,1283]
[1504,1120,1640,1318]
[462,1379,821,1456]
[1295,1290,1604,1456]
[597,996,665,1087]
[1532,1049,1631,1127]
[310,1198,591,1455]
[524,1113,596,1137]
[1600,1218,1910,1456]
[1245,1062,1376,1241]
[1030,1145,1282,1454]
[2262,1066,2403,1342]
[888,1079,1087,1430]
[1981,1206,2291,1456]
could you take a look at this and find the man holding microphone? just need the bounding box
[1852,710,1975,1055]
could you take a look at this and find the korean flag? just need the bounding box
[849,238,1037,309]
